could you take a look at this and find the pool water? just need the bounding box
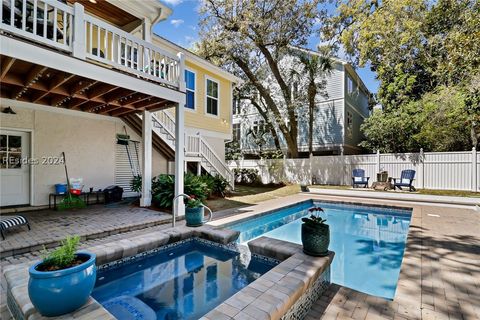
[228,201,412,299]
[92,239,275,320]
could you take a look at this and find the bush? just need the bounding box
[131,175,142,193]
[210,175,229,197]
[151,173,210,208]
[233,168,260,185]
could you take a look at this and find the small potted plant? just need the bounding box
[301,207,330,256]
[185,195,211,227]
[28,236,96,317]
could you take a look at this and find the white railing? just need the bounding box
[150,111,234,188]
[228,148,480,192]
[84,15,180,88]
[0,0,73,52]
[0,0,182,88]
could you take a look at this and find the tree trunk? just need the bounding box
[308,83,316,156]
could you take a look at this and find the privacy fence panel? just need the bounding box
[228,149,479,191]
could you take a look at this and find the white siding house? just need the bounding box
[233,55,371,157]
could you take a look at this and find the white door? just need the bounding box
[0,130,30,206]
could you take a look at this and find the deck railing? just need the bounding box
[0,0,182,89]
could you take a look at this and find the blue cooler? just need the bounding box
[55,184,67,194]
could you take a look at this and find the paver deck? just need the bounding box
[2,193,479,319]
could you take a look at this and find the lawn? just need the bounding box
[205,184,301,212]
[309,185,480,198]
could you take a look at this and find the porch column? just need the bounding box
[141,110,152,207]
[174,52,186,216]
[197,162,202,176]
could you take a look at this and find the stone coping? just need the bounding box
[201,236,334,320]
[4,225,240,320]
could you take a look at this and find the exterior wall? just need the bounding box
[0,102,168,206]
[167,61,233,137]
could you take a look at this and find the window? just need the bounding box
[185,70,195,109]
[346,111,353,137]
[252,120,265,134]
[347,75,355,94]
[232,98,241,115]
[233,123,241,141]
[206,78,219,116]
[0,134,22,169]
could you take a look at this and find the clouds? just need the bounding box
[170,19,185,27]
[162,0,183,6]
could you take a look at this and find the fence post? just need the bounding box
[419,148,425,189]
[376,150,380,174]
[472,147,477,192]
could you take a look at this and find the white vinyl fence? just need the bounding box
[228,148,479,191]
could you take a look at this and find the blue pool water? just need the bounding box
[228,200,412,299]
[92,239,275,320]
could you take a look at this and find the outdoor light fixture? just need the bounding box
[88,0,97,3]
[1,107,16,114]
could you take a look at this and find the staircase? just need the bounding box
[123,111,234,188]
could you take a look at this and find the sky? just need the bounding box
[153,0,380,94]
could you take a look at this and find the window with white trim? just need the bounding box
[206,78,219,116]
[233,123,241,141]
[347,75,354,94]
[185,70,195,109]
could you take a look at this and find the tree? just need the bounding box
[326,0,480,152]
[197,0,326,158]
[292,48,332,156]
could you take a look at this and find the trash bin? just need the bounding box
[103,185,123,204]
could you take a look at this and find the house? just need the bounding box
[232,51,371,157]
[0,0,239,213]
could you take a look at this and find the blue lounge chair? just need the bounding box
[393,170,416,191]
[352,169,369,188]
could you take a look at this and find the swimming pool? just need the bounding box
[227,200,412,299]
[92,238,276,320]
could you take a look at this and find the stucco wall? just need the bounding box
[0,103,167,206]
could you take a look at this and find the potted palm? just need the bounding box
[28,236,96,317]
[301,207,330,256]
[185,195,211,227]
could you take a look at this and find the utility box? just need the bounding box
[103,185,123,204]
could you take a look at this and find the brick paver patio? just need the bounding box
[0,205,170,257]
[1,194,479,319]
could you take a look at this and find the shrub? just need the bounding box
[130,175,142,193]
[152,173,210,208]
[211,175,229,197]
[233,168,260,185]
[41,236,80,270]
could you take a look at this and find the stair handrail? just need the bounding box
[199,136,234,185]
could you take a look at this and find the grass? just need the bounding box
[309,185,479,197]
[206,184,301,212]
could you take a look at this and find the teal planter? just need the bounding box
[186,206,211,227]
[301,223,330,256]
[28,252,96,317]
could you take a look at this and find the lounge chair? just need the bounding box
[393,170,416,191]
[0,215,31,240]
[352,169,370,188]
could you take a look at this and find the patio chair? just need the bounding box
[352,169,369,188]
[0,215,31,240]
[393,170,416,191]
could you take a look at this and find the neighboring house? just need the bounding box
[0,0,238,209]
[232,51,370,157]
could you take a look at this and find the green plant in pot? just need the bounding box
[301,207,330,256]
[28,236,96,317]
[185,195,212,227]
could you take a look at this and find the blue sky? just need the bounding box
[153,0,379,94]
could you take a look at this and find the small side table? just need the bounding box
[86,191,104,205]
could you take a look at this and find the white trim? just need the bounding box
[0,35,186,103]
[0,127,34,206]
[184,127,231,140]
[184,68,197,112]
[344,100,367,119]
[204,75,220,118]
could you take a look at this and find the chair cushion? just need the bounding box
[401,178,411,184]
[354,177,366,182]
[0,216,28,230]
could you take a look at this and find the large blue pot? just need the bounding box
[185,206,211,227]
[28,252,96,317]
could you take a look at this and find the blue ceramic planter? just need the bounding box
[28,252,96,317]
[186,206,211,227]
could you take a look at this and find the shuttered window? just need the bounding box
[115,142,141,195]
